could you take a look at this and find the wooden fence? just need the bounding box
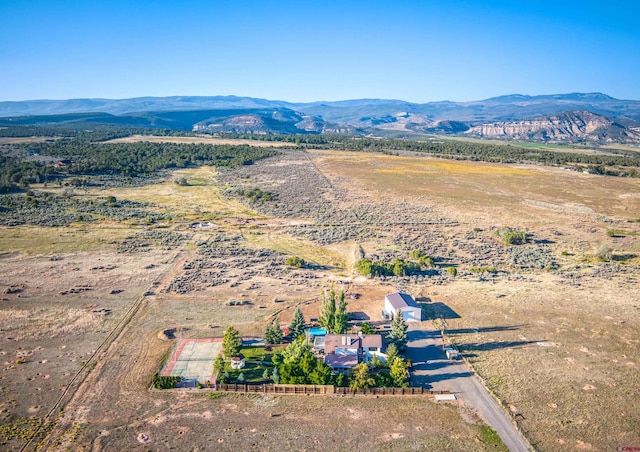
[212,383,450,397]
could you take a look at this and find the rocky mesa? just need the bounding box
[465,110,640,144]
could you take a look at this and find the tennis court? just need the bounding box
[161,338,222,384]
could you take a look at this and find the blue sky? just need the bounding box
[1,0,639,102]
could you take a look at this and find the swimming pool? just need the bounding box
[305,327,327,336]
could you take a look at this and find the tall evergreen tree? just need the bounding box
[318,286,336,332]
[264,317,283,345]
[385,342,399,365]
[289,307,307,340]
[271,317,283,344]
[333,289,348,334]
[388,309,408,352]
[264,322,274,344]
[222,326,242,357]
[213,354,226,383]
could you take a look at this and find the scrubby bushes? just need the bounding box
[495,227,528,245]
[355,257,423,277]
[238,187,275,203]
[285,256,305,268]
[152,374,183,389]
[0,192,171,227]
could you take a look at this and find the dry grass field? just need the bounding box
[1,147,639,450]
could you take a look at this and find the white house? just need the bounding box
[384,292,422,322]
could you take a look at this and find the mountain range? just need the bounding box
[1,93,640,145]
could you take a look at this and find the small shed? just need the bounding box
[230,354,245,370]
[384,292,422,322]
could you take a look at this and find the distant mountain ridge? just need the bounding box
[2,92,639,122]
[1,93,640,145]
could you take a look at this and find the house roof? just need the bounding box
[385,292,419,310]
[323,334,382,354]
[324,353,359,369]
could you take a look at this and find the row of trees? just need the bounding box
[264,307,307,345]
[356,250,435,278]
[318,286,348,334]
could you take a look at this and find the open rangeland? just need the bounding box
[1,147,639,451]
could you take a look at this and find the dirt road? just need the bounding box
[406,323,532,452]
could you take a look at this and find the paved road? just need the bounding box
[405,323,532,452]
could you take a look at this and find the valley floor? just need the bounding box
[1,148,639,451]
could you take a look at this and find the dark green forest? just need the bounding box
[0,126,280,192]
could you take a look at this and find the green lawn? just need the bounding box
[224,345,283,383]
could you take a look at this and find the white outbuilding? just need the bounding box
[383,292,422,322]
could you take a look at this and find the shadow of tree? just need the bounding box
[445,325,527,335]
[458,340,538,352]
[417,301,461,320]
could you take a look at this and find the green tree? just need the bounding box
[279,336,310,365]
[356,258,373,276]
[370,353,384,369]
[272,319,283,343]
[392,258,407,277]
[264,322,273,344]
[264,317,283,345]
[334,372,347,387]
[446,266,457,277]
[213,354,225,383]
[289,307,307,340]
[285,256,305,268]
[262,368,270,381]
[360,322,375,335]
[152,374,183,389]
[496,227,527,245]
[390,357,409,387]
[276,336,331,384]
[408,249,423,260]
[409,249,435,266]
[272,366,280,384]
[222,326,242,358]
[349,363,375,389]
[300,352,332,385]
[319,286,348,334]
[333,290,348,334]
[319,286,337,332]
[388,309,408,352]
[385,342,399,365]
[418,255,435,267]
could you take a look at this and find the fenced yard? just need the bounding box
[212,383,451,397]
